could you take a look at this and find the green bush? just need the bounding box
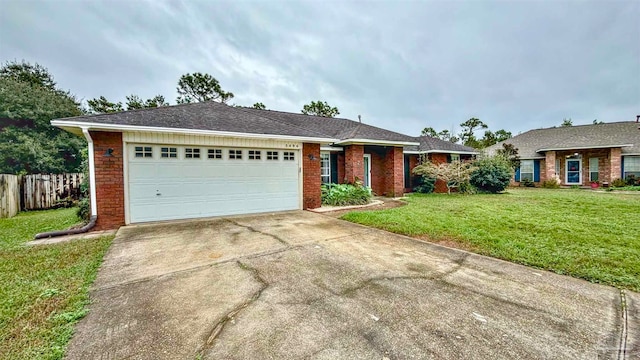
[542,178,560,189]
[625,175,639,186]
[77,197,90,221]
[321,183,372,206]
[520,178,535,187]
[413,177,436,194]
[469,156,512,193]
[612,178,627,187]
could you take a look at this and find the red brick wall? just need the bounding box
[383,147,404,197]
[429,153,449,193]
[369,149,386,195]
[91,131,125,230]
[303,143,321,209]
[344,145,364,183]
[609,148,622,182]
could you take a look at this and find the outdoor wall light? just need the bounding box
[308,154,317,161]
[104,148,114,157]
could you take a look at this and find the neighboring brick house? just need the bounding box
[53,101,443,230]
[486,121,640,187]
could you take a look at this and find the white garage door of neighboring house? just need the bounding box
[127,144,300,223]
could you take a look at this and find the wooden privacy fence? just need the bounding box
[0,174,20,218]
[21,173,84,210]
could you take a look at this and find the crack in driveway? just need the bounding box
[196,260,269,357]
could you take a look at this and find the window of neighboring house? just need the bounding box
[555,159,561,176]
[283,151,295,161]
[229,149,243,160]
[320,152,331,184]
[624,156,640,178]
[589,158,599,182]
[185,148,200,159]
[520,160,534,181]
[134,146,153,158]
[208,149,222,159]
[267,151,279,160]
[160,147,177,158]
[450,153,460,162]
[248,150,261,160]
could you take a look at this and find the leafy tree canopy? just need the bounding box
[87,96,123,114]
[459,117,488,148]
[561,118,573,127]
[0,61,85,174]
[421,127,438,137]
[176,72,234,104]
[301,100,340,118]
[0,60,57,91]
[125,94,169,110]
[252,102,266,110]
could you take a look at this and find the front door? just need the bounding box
[363,154,371,188]
[566,158,582,185]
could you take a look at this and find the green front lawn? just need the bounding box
[0,209,113,359]
[342,189,640,291]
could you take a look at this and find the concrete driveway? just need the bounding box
[66,211,638,359]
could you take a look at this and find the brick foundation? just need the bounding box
[91,131,125,230]
[302,143,321,209]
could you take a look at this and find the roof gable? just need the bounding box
[53,102,418,145]
[486,121,640,158]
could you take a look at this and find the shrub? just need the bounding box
[469,155,512,193]
[520,178,535,187]
[413,177,436,194]
[542,176,561,189]
[321,182,372,206]
[413,160,475,194]
[625,175,639,186]
[612,178,627,187]
[77,197,90,221]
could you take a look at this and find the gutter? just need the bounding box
[34,127,98,239]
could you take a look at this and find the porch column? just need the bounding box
[344,145,364,183]
[545,151,556,182]
[384,147,404,197]
[610,148,622,182]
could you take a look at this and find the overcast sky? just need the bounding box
[1,0,639,136]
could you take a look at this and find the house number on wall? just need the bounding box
[285,143,300,148]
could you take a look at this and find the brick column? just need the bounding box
[544,151,556,182]
[384,147,404,197]
[302,143,321,209]
[344,145,364,183]
[91,131,125,230]
[610,148,622,181]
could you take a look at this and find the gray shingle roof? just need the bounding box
[406,136,478,153]
[485,121,640,158]
[54,101,418,144]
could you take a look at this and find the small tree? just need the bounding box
[413,159,475,194]
[252,102,266,110]
[469,155,513,193]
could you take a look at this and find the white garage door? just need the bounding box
[127,144,300,223]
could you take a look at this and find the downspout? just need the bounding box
[34,127,98,239]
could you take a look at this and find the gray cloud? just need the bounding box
[1,0,638,137]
